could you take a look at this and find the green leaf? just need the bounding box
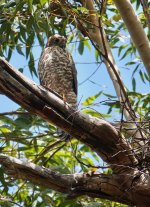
[0,168,8,192]
[77,7,89,12]
[37,33,44,47]
[6,47,13,61]
[78,40,84,55]
[128,91,143,98]
[120,47,132,60]
[132,64,140,77]
[15,115,33,129]
[0,115,14,125]
[132,77,136,92]
[125,61,137,66]
[40,0,48,6]
[144,72,150,82]
[18,68,24,73]
[19,23,27,41]
[28,0,33,12]
[26,32,34,58]
[136,0,141,10]
[95,49,99,61]
[82,91,103,106]
[103,101,120,108]
[103,93,117,98]
[16,44,24,56]
[139,70,146,83]
[0,127,11,133]
[84,39,91,50]
[82,109,111,118]
[14,0,26,16]
[112,14,121,22]
[28,51,38,77]
[27,16,34,32]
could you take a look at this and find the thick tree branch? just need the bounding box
[0,57,138,173]
[1,154,150,206]
[113,0,150,76]
[0,153,148,206]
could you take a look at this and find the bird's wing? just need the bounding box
[72,61,78,96]
[67,52,78,96]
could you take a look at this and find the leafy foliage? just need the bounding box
[0,0,149,206]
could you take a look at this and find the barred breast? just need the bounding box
[38,46,77,108]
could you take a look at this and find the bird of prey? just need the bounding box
[38,34,78,138]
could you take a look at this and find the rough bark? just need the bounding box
[0,57,137,172]
[0,154,150,206]
[0,58,150,206]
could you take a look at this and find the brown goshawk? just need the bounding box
[38,34,77,137]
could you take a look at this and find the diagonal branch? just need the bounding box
[0,57,138,173]
[79,0,136,121]
[1,153,150,206]
[78,0,146,151]
[113,0,150,76]
[0,154,141,205]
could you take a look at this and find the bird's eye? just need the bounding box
[55,38,59,43]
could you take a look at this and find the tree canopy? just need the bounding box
[0,0,150,206]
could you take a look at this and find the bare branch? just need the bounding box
[79,0,136,122]
[113,0,150,76]
[0,153,146,205]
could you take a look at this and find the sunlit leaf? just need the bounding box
[82,91,103,106]
[28,0,33,12]
[112,14,121,22]
[82,109,111,118]
[40,0,48,6]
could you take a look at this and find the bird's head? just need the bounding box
[46,34,67,49]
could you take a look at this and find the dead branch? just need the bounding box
[0,153,145,205]
[0,57,138,173]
